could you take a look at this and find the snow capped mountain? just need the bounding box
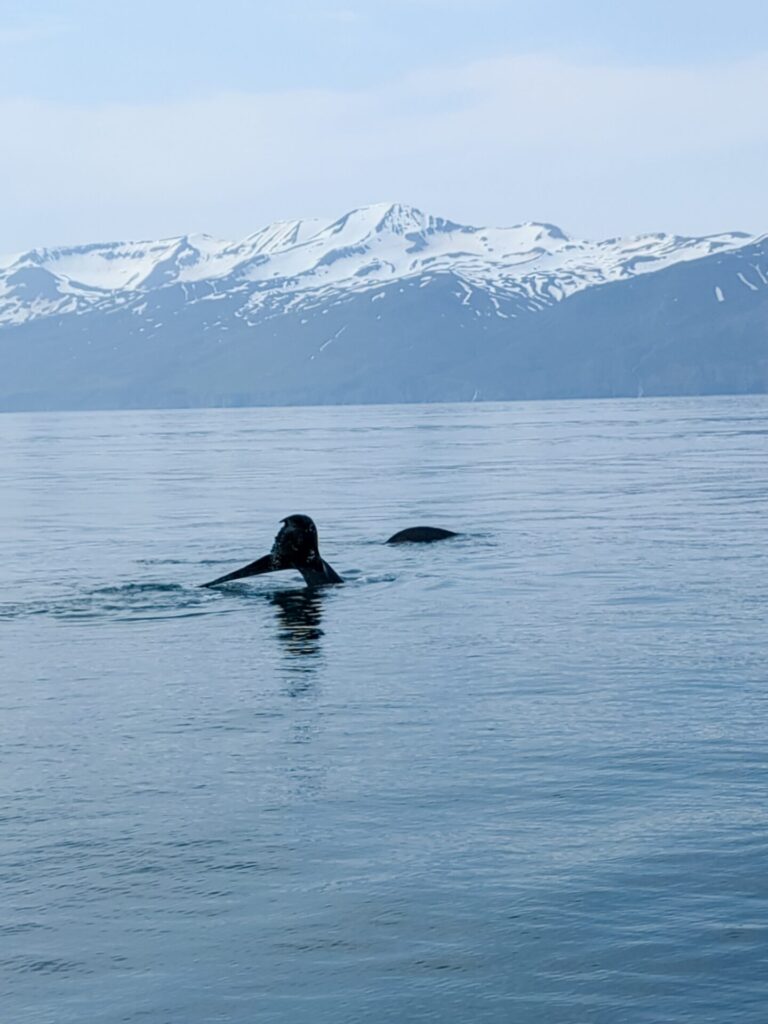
[1,203,766,411]
[0,202,755,328]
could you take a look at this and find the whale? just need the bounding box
[202,515,459,589]
[385,526,458,544]
[202,514,343,588]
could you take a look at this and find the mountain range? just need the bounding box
[1,202,766,410]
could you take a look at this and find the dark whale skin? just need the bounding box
[201,516,460,589]
[202,515,343,588]
[385,526,458,544]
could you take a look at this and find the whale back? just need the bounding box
[386,526,459,544]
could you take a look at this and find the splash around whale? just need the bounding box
[201,515,458,589]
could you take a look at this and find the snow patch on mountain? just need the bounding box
[0,202,757,327]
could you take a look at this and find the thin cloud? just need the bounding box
[322,8,364,23]
[1,52,766,249]
[0,20,67,45]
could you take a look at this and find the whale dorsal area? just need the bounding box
[386,526,458,544]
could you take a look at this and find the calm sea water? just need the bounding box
[1,397,767,1024]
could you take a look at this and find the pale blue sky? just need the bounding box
[2,0,767,249]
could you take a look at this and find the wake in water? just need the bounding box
[0,581,216,623]
[0,570,400,623]
[0,521,474,624]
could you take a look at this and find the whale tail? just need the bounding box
[295,557,343,587]
[201,514,343,588]
[201,515,458,589]
[201,553,278,588]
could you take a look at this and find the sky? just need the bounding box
[2,0,768,250]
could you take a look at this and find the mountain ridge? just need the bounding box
[1,203,766,411]
[0,202,755,326]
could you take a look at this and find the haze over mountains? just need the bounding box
[1,203,766,411]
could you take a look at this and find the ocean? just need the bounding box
[2,396,766,1023]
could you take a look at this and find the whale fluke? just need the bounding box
[386,526,459,544]
[201,515,462,589]
[201,553,278,588]
[202,515,343,588]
